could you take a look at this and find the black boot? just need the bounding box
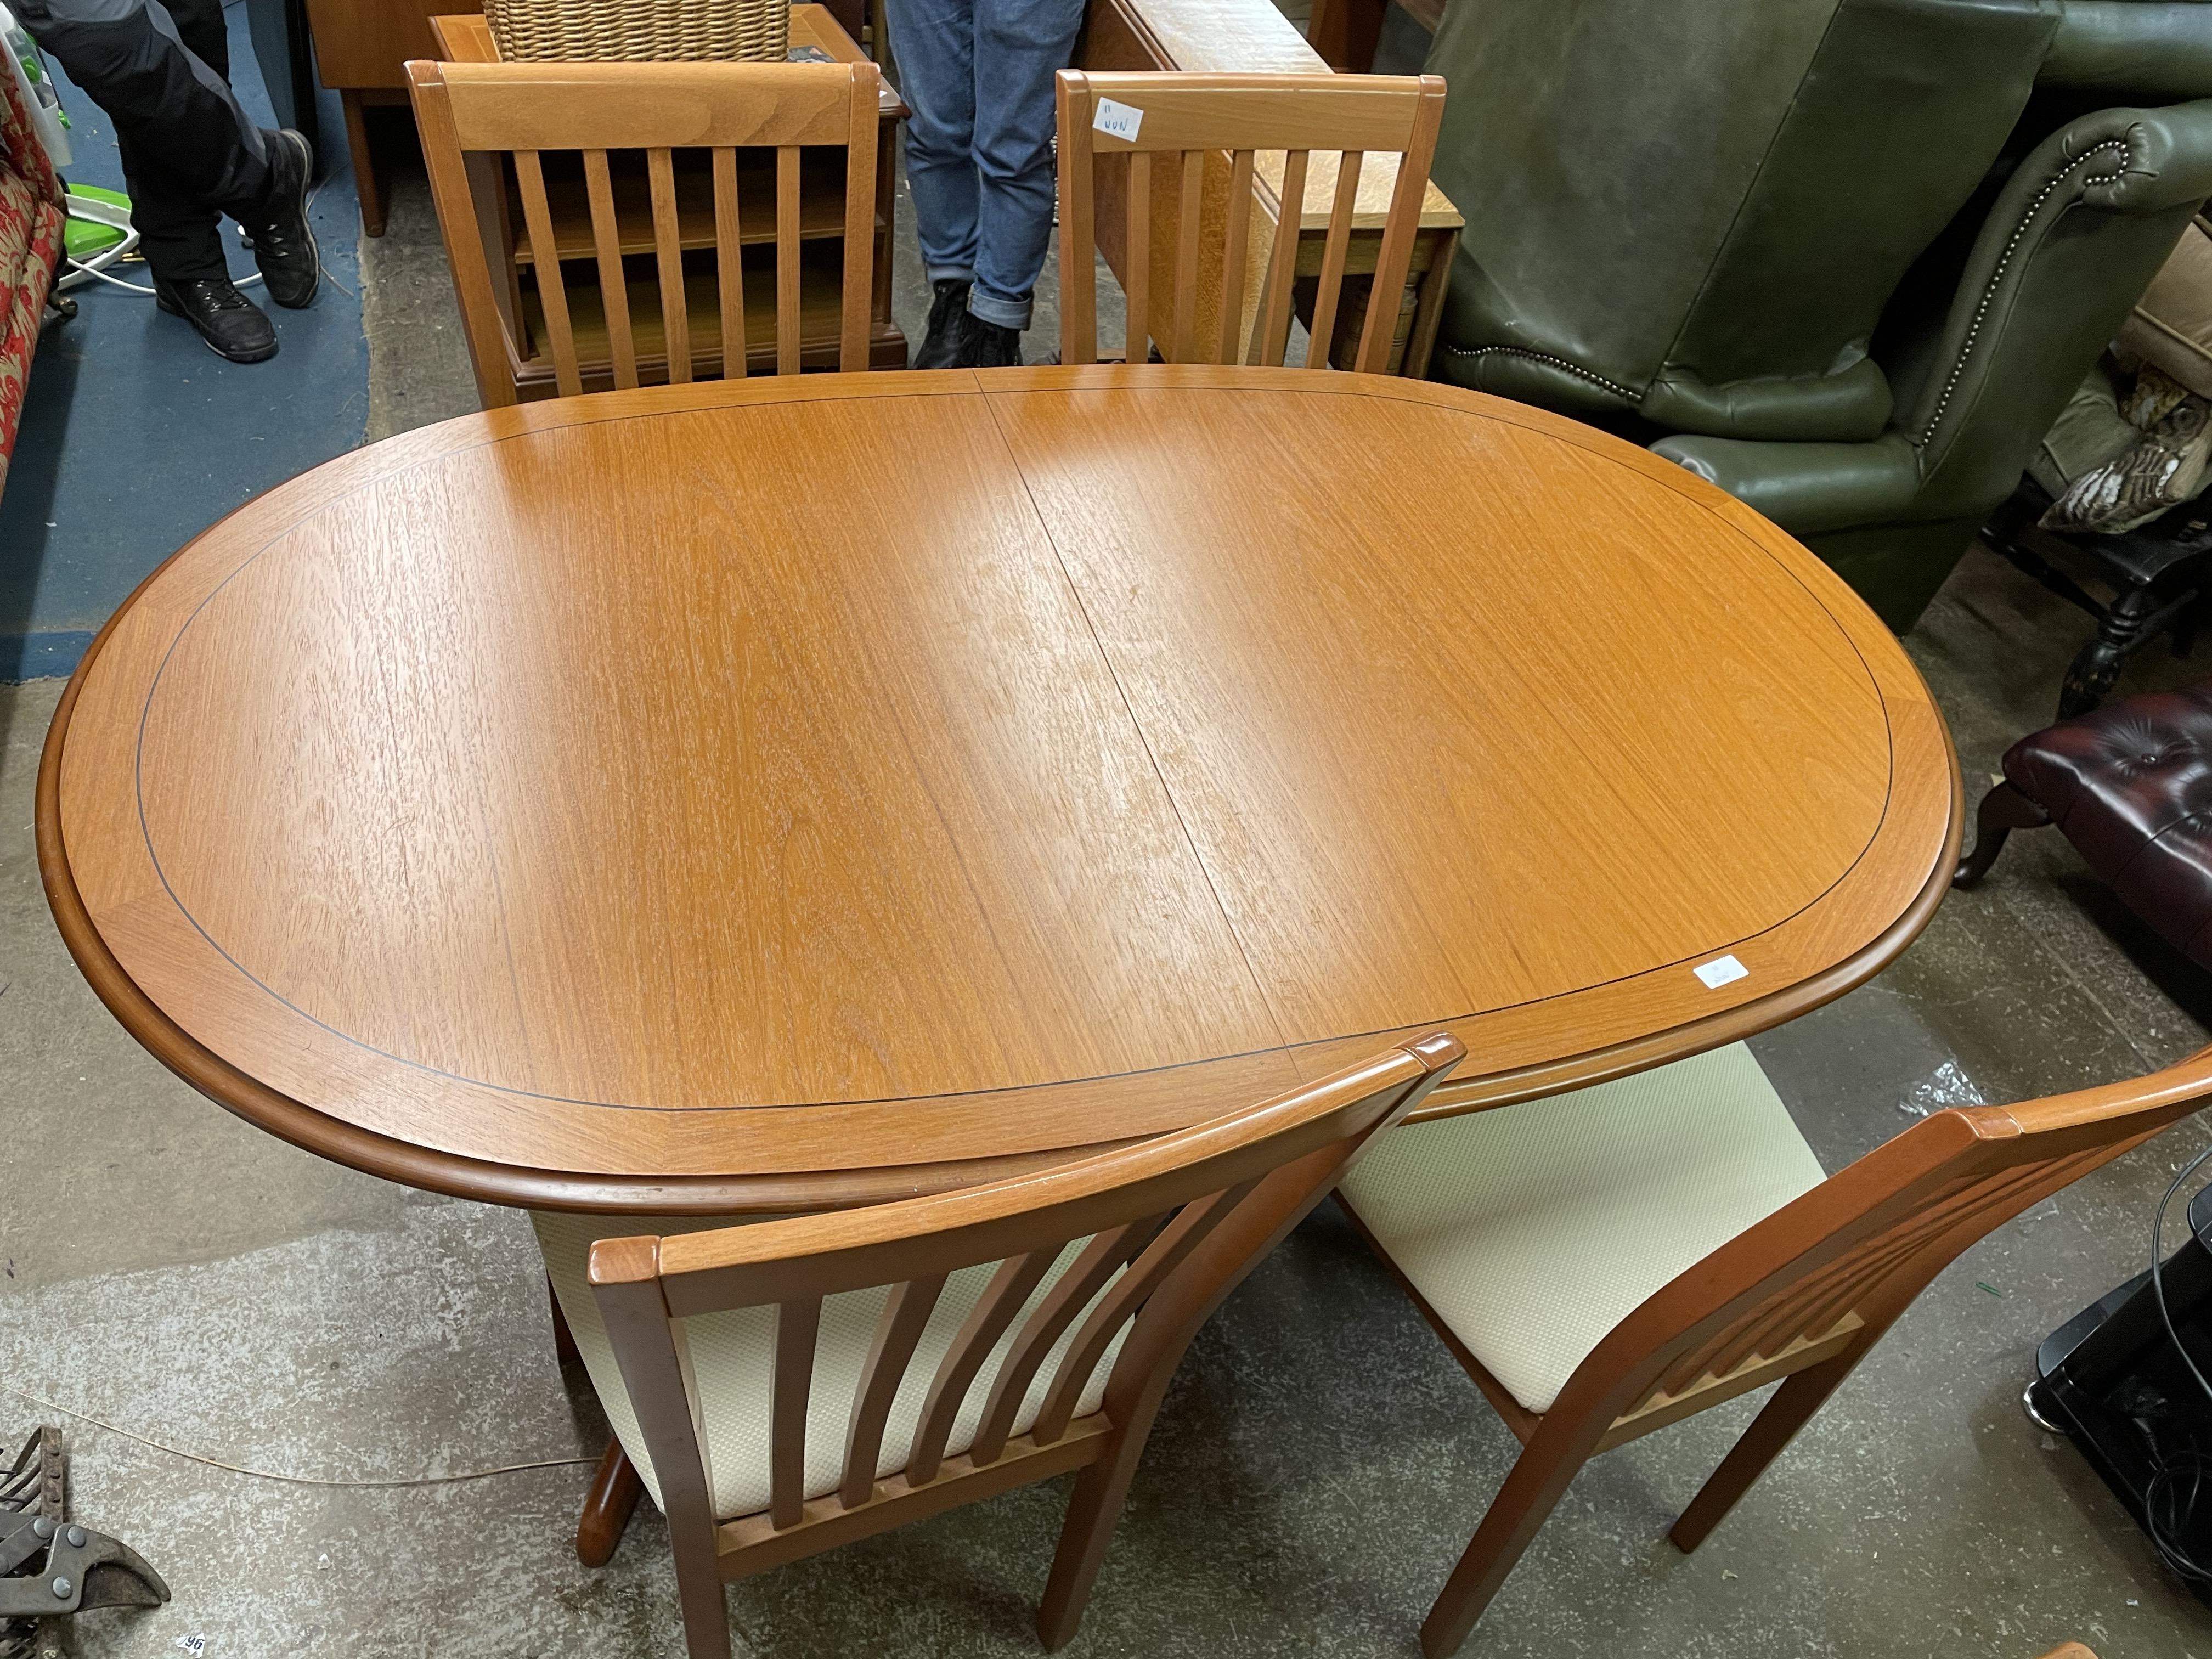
[973,319,1022,367]
[154,276,278,363]
[910,277,974,369]
[244,128,319,309]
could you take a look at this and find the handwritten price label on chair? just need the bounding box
[1092,98,1144,142]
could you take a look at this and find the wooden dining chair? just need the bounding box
[534,1034,1461,1657]
[406,58,880,407]
[1335,1040,2212,1657]
[1054,70,1445,373]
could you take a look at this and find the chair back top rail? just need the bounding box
[428,58,873,152]
[597,1035,1460,1309]
[1064,70,1437,153]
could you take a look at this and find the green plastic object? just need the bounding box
[64,184,130,262]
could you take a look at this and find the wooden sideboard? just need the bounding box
[304,0,474,235]
[1075,0,1461,375]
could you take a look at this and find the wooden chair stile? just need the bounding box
[711,148,746,379]
[551,1035,1462,1658]
[582,148,637,390]
[1336,1041,2212,1656]
[405,58,881,406]
[1053,69,1444,371]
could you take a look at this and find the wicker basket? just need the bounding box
[484,0,792,63]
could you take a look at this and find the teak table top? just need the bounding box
[38,367,1960,1213]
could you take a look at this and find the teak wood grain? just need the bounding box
[37,367,1961,1213]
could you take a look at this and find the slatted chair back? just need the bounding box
[1409,1049,2212,1658]
[1054,70,1445,373]
[1601,1062,2212,1455]
[591,1034,1463,1659]
[407,58,879,407]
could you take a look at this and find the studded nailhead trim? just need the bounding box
[1915,139,2134,448]
[1444,343,1639,402]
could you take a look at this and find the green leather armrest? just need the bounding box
[2045,4,2212,99]
[1649,433,1923,536]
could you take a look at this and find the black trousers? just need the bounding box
[14,0,272,283]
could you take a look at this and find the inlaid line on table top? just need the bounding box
[40,366,1955,1205]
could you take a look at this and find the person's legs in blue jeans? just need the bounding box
[884,0,979,286]
[967,0,1085,331]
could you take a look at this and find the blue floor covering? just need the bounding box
[0,0,367,682]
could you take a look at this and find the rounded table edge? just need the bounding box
[39,365,1966,1210]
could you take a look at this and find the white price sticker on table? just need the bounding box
[1693,953,1748,989]
[1093,98,1144,142]
[176,1639,210,1656]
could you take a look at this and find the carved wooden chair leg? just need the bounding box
[1418,1414,1607,1659]
[1953,779,2050,887]
[576,1441,645,1567]
[1667,1341,1866,1553]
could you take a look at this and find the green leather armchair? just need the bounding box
[1423,0,2212,632]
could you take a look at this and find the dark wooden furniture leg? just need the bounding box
[2060,584,2159,719]
[548,1274,580,1364]
[1952,779,2050,888]
[341,91,387,236]
[576,1440,645,1567]
[1307,0,1387,71]
[1984,481,2212,720]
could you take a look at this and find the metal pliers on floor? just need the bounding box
[0,1509,170,1618]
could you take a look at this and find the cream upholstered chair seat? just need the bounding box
[1337,1042,1826,1414]
[534,1214,1125,1522]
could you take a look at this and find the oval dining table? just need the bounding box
[37,365,1961,1215]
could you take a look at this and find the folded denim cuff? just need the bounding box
[924,262,977,288]
[967,287,1033,330]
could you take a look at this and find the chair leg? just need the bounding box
[670,1521,733,1659]
[1037,1430,1147,1652]
[1668,1346,1859,1553]
[1418,1417,1604,1659]
[576,1440,645,1567]
[1952,779,2050,887]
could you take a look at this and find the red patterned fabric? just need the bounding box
[0,50,65,499]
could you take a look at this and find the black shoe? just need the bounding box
[245,127,319,309]
[973,319,1023,368]
[154,277,278,363]
[910,277,973,369]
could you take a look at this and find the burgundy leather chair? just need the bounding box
[1954,683,2212,967]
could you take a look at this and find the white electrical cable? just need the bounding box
[64,260,256,296]
[3,1384,597,1491]
[61,176,326,298]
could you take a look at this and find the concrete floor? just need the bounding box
[12,156,2212,1658]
